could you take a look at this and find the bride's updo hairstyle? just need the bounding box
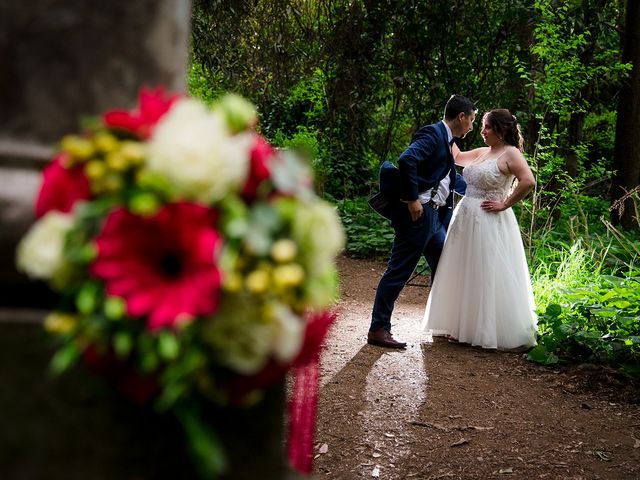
[485,109,524,151]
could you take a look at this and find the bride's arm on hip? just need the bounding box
[452,145,489,167]
[490,147,535,210]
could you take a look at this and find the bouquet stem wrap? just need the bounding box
[287,310,336,474]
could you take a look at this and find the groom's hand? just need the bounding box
[408,200,423,221]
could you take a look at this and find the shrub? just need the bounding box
[335,197,394,260]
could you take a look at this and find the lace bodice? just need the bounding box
[462,155,514,201]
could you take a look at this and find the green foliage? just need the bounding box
[529,272,640,378]
[530,229,640,377]
[189,0,639,377]
[336,197,394,259]
[532,240,605,310]
[525,0,630,116]
[582,110,617,164]
[271,126,329,194]
[285,69,327,126]
[187,59,224,105]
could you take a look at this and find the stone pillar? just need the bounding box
[0,6,303,478]
[0,0,192,307]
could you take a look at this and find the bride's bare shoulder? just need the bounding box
[455,146,489,167]
[468,146,490,161]
[472,146,490,156]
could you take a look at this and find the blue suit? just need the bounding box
[370,121,456,333]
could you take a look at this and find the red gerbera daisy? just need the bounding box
[35,153,91,218]
[91,202,222,330]
[242,135,274,200]
[103,86,180,139]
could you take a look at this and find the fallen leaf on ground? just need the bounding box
[451,438,470,447]
[371,465,380,477]
[319,443,329,454]
[410,421,449,431]
[460,425,494,431]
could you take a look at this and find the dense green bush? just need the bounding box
[335,197,394,259]
[530,235,640,377]
[529,272,640,378]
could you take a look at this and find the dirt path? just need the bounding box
[313,256,640,479]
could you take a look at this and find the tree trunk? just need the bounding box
[565,111,585,178]
[612,0,640,229]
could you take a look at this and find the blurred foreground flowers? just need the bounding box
[16,88,344,476]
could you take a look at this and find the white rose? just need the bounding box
[223,324,272,375]
[147,98,252,203]
[16,212,73,280]
[267,303,304,363]
[203,299,272,375]
[292,201,345,274]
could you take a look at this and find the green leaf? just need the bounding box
[601,275,626,286]
[611,300,631,309]
[545,304,562,317]
[113,332,133,358]
[104,296,126,320]
[527,345,559,365]
[158,331,180,361]
[76,281,101,315]
[175,405,228,478]
[590,307,618,318]
[140,350,159,373]
[50,343,81,375]
[156,383,187,411]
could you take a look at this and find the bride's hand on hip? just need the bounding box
[481,200,507,213]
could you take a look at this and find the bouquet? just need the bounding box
[16,88,344,477]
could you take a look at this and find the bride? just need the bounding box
[422,108,537,351]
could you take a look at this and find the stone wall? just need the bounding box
[0,0,191,307]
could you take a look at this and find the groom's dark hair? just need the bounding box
[444,94,477,120]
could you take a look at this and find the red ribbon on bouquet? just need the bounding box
[287,309,337,474]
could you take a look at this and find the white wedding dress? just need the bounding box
[422,152,537,350]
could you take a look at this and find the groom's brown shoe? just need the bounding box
[367,328,407,349]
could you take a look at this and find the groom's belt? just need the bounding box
[400,198,440,210]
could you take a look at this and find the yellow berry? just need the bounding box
[271,239,298,263]
[85,159,107,179]
[120,141,146,165]
[44,313,77,334]
[273,263,305,288]
[245,270,270,294]
[61,135,95,160]
[223,271,243,292]
[105,151,129,171]
[93,131,119,154]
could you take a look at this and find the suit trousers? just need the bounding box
[370,205,446,332]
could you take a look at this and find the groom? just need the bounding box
[367,94,477,349]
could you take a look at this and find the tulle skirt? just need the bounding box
[422,197,537,350]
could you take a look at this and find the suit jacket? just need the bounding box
[398,120,456,208]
